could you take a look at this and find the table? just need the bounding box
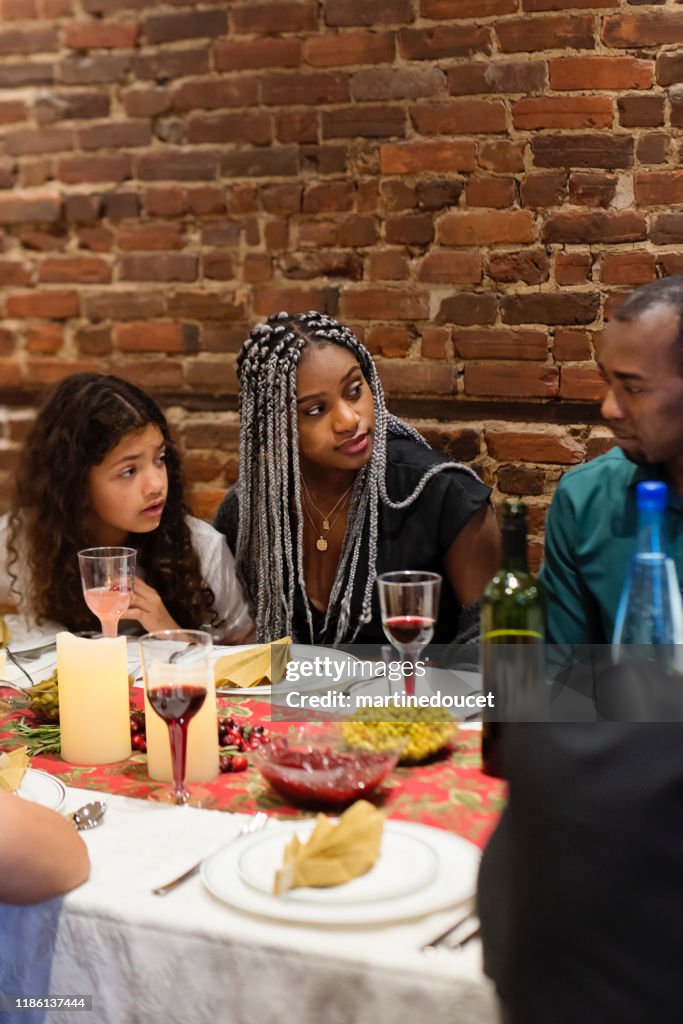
[0,695,505,1024]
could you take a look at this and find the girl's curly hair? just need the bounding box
[7,373,219,632]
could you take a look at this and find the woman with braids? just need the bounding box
[0,373,253,640]
[213,311,500,646]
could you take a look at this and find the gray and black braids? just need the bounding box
[235,311,481,644]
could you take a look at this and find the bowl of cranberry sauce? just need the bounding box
[251,726,403,808]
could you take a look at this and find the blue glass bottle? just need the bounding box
[612,481,683,670]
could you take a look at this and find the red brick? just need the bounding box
[421,0,516,15]
[17,162,49,188]
[602,12,683,49]
[282,250,363,281]
[502,292,599,326]
[114,322,193,354]
[57,154,131,184]
[497,465,546,497]
[381,140,475,174]
[512,96,613,130]
[304,31,394,67]
[24,358,103,387]
[172,78,258,112]
[487,249,550,286]
[437,292,498,326]
[568,172,617,209]
[353,67,443,102]
[227,186,259,215]
[0,99,27,124]
[0,359,22,387]
[398,25,491,60]
[549,56,653,90]
[4,128,72,156]
[144,188,187,217]
[137,150,218,181]
[275,110,318,144]
[75,323,110,356]
[364,249,408,281]
[543,210,645,244]
[167,291,247,321]
[263,72,349,106]
[520,172,567,208]
[325,0,412,27]
[203,252,235,281]
[144,8,227,44]
[186,187,225,216]
[120,254,197,283]
[112,359,185,391]
[455,329,547,360]
[252,286,338,317]
[122,86,170,118]
[650,214,683,246]
[599,252,656,286]
[77,226,113,252]
[421,326,450,359]
[357,180,379,213]
[555,252,593,286]
[323,106,404,139]
[133,46,208,81]
[385,213,434,246]
[214,37,301,71]
[187,112,271,146]
[656,253,683,278]
[232,2,317,33]
[25,323,62,355]
[412,99,507,135]
[0,0,37,16]
[265,220,290,250]
[60,54,129,85]
[465,176,516,209]
[618,94,664,128]
[465,365,559,399]
[525,0,617,8]
[6,289,79,318]
[418,251,481,284]
[656,52,683,87]
[38,256,111,284]
[341,287,429,321]
[0,260,32,286]
[34,90,109,123]
[84,290,165,321]
[486,429,584,464]
[117,224,184,251]
[262,184,302,215]
[243,254,272,284]
[531,134,633,169]
[15,227,67,251]
[478,140,524,173]
[448,59,544,96]
[365,325,413,357]
[64,20,138,49]
[78,121,150,150]
[0,327,16,355]
[636,170,683,206]
[0,25,58,55]
[377,359,456,395]
[303,182,354,213]
[438,210,535,246]
[586,433,618,460]
[497,15,594,53]
[554,330,592,361]
[559,367,606,401]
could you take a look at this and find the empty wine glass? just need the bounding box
[78,547,136,638]
[139,629,213,807]
[377,571,442,696]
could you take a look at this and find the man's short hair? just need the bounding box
[613,276,683,373]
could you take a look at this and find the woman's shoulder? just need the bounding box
[185,514,228,552]
[386,434,490,498]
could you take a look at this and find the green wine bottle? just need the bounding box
[480,499,545,778]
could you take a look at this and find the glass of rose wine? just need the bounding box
[377,571,442,697]
[139,629,212,807]
[77,547,137,638]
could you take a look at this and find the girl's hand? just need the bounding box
[121,578,179,633]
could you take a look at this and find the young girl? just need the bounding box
[0,373,253,640]
[213,311,500,646]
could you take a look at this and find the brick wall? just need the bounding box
[1,2,680,564]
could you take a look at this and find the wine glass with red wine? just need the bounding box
[377,571,442,697]
[140,629,212,807]
[78,547,136,638]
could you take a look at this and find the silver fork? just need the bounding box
[421,908,480,952]
[151,811,269,896]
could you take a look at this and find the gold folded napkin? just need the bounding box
[214,636,292,688]
[274,799,385,896]
[0,614,10,647]
[0,746,29,793]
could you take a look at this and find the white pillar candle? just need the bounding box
[57,632,131,765]
[144,664,219,784]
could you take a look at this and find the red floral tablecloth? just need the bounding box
[1,693,506,850]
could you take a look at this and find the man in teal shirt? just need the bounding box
[541,276,683,644]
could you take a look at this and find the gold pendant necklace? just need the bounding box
[301,478,354,553]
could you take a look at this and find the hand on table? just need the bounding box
[121,578,179,633]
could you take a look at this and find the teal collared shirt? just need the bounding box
[540,448,683,644]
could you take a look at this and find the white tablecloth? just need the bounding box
[0,787,497,1024]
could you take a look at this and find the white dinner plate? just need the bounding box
[17,768,66,811]
[214,644,361,696]
[237,820,438,905]
[201,819,480,925]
